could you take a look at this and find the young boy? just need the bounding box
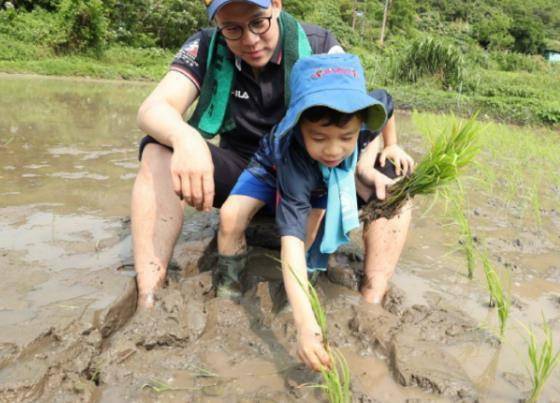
[216,54,414,371]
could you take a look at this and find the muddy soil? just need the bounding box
[1,76,559,402]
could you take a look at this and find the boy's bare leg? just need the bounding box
[217,195,264,298]
[132,144,186,309]
[361,201,412,303]
[218,195,265,255]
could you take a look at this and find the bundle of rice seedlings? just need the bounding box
[481,253,510,338]
[521,317,560,403]
[361,115,481,224]
[288,266,351,403]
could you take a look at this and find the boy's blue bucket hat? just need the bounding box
[205,0,271,20]
[273,53,387,140]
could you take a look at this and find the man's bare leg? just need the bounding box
[361,202,412,304]
[132,144,186,309]
[305,209,326,250]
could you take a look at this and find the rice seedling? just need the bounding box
[528,182,542,228]
[186,364,219,378]
[286,265,351,403]
[520,316,560,403]
[142,377,225,394]
[480,253,510,338]
[361,114,481,223]
[0,136,14,148]
[451,198,476,279]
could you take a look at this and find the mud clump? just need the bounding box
[1,211,517,401]
[391,334,477,400]
[349,287,501,401]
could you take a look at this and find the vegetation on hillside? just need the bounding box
[0,0,559,125]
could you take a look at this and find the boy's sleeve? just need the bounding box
[170,30,211,90]
[369,89,394,120]
[276,149,319,241]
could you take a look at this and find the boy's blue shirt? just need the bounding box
[246,89,394,242]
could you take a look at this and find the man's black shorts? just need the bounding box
[138,135,399,210]
[139,135,249,208]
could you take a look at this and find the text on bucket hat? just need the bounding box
[273,53,387,141]
[205,0,272,20]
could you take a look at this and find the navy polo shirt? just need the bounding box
[170,22,342,160]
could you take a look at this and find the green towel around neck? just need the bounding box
[188,11,312,138]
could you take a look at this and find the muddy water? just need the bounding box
[0,75,151,397]
[1,75,560,402]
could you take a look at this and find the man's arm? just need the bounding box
[136,71,215,211]
[356,118,394,201]
[281,236,331,372]
[378,115,414,176]
[137,70,199,147]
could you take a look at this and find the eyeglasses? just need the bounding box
[218,15,273,41]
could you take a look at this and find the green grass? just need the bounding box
[0,37,171,80]
[361,114,481,223]
[520,317,560,403]
[481,253,510,338]
[382,67,560,127]
[411,112,560,224]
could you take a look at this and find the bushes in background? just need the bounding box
[391,37,464,90]
[56,0,108,55]
[103,0,206,49]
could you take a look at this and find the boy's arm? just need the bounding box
[281,236,331,372]
[275,148,331,372]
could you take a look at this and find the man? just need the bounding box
[132,0,411,309]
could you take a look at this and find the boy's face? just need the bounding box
[215,0,282,69]
[300,115,362,168]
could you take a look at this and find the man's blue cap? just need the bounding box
[205,0,271,20]
[273,54,387,141]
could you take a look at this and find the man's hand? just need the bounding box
[296,323,332,372]
[356,163,396,201]
[379,144,415,177]
[170,133,215,211]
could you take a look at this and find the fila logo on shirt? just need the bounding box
[232,90,250,100]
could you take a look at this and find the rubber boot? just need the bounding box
[215,251,249,299]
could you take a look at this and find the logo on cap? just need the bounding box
[311,67,358,80]
[204,0,213,5]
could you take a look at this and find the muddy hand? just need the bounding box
[297,325,332,372]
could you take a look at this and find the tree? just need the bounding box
[472,11,514,50]
[56,0,108,55]
[509,17,547,54]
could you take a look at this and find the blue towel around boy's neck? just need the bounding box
[306,149,360,271]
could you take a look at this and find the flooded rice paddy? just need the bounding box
[0,74,559,402]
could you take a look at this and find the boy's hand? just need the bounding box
[379,144,415,177]
[297,323,332,372]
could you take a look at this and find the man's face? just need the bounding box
[300,115,362,168]
[215,1,282,69]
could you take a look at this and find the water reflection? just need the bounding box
[0,74,153,216]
